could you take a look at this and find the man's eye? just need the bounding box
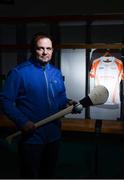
[36,47,52,51]
[36,47,43,50]
[47,47,52,51]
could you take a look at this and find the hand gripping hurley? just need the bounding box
[6,85,109,144]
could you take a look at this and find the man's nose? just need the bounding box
[43,48,47,54]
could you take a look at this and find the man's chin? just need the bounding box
[38,58,49,62]
[38,59,50,65]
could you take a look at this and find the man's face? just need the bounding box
[35,37,53,63]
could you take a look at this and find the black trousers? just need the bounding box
[18,140,60,179]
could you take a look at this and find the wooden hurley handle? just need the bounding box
[6,105,74,144]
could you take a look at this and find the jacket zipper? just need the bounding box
[50,83,55,98]
[44,70,51,107]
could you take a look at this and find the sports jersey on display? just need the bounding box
[90,56,124,106]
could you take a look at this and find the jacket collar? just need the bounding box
[29,58,51,69]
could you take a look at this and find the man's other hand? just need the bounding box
[21,121,36,134]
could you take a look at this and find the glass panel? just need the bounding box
[0,24,16,44]
[61,49,86,119]
[91,20,124,43]
[1,52,17,75]
[26,23,50,43]
[59,21,86,43]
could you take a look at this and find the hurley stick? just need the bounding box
[6,105,74,144]
[6,85,109,144]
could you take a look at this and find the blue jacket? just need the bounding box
[2,58,68,144]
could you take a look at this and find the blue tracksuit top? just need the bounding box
[2,58,68,144]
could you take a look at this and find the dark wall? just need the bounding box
[0,0,123,17]
[56,132,124,179]
[1,132,124,179]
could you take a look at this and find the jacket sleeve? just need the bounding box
[2,69,29,129]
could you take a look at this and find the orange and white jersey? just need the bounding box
[90,56,124,105]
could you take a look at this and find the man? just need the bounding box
[2,32,77,178]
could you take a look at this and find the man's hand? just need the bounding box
[67,99,77,106]
[67,99,83,114]
[21,120,36,134]
[72,103,83,114]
